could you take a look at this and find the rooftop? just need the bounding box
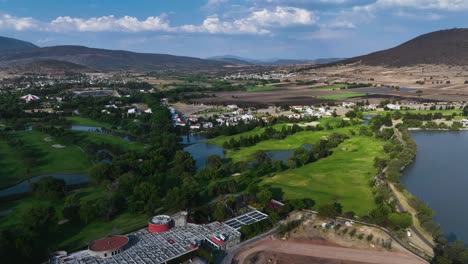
[88,236,129,252]
[67,222,240,264]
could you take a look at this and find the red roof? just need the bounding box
[89,236,129,252]
[210,237,224,245]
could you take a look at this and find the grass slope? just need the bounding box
[66,116,113,129]
[263,136,385,216]
[207,124,287,147]
[226,126,359,162]
[311,84,347,90]
[0,140,28,189]
[16,130,91,175]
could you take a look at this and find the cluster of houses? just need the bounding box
[223,72,296,80]
[290,105,333,118]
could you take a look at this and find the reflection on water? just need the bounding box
[402,131,468,243]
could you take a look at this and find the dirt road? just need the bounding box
[234,238,427,264]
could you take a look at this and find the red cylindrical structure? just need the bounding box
[148,215,172,233]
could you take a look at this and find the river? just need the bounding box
[402,131,468,243]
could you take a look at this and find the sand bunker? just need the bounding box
[52,144,66,149]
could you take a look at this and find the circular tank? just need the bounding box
[148,215,172,233]
[88,235,129,258]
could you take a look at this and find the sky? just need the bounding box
[0,0,467,59]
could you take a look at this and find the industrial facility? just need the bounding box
[50,210,270,264]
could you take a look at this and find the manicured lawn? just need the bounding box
[66,116,113,129]
[318,92,367,99]
[246,85,282,92]
[15,130,91,175]
[207,124,287,147]
[0,139,28,189]
[311,84,347,90]
[55,212,147,251]
[262,136,386,216]
[226,126,359,162]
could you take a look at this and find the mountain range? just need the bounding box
[1,29,468,73]
[207,55,344,65]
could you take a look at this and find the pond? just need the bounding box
[0,173,90,198]
[266,144,312,164]
[183,142,225,169]
[70,125,102,132]
[362,114,377,125]
[402,131,468,243]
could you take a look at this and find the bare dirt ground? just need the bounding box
[235,238,426,264]
[196,64,468,106]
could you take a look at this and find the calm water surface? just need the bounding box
[402,131,468,242]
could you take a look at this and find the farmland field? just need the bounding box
[317,93,367,99]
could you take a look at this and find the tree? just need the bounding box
[213,202,227,221]
[20,205,57,234]
[205,155,223,169]
[30,176,65,200]
[416,90,423,98]
[318,203,341,218]
[256,188,272,204]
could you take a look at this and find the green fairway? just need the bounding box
[246,85,282,92]
[0,139,28,189]
[66,116,113,129]
[225,126,359,162]
[311,84,347,90]
[15,131,91,175]
[262,136,386,216]
[318,92,366,99]
[207,124,287,147]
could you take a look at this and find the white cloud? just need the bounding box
[0,6,316,36]
[326,20,355,28]
[355,0,468,12]
[204,0,229,10]
[48,15,172,32]
[0,14,38,30]
[394,10,443,20]
[181,6,316,34]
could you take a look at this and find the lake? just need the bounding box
[402,131,468,242]
[0,173,90,198]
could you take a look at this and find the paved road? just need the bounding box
[388,183,435,255]
[233,239,427,264]
[220,228,278,264]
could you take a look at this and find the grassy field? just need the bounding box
[66,116,113,129]
[262,136,386,216]
[225,126,359,162]
[318,92,367,99]
[15,131,91,175]
[0,129,144,188]
[311,84,347,90]
[246,85,282,92]
[0,139,28,189]
[207,124,287,147]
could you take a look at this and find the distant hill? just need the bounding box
[0,40,228,72]
[342,28,468,66]
[2,59,92,74]
[208,55,344,65]
[0,36,38,51]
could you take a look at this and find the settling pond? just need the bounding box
[402,131,468,243]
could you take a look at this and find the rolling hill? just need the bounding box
[343,28,468,66]
[0,45,228,72]
[0,36,38,51]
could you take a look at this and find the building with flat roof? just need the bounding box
[58,209,268,264]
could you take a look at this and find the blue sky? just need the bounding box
[0,0,467,59]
